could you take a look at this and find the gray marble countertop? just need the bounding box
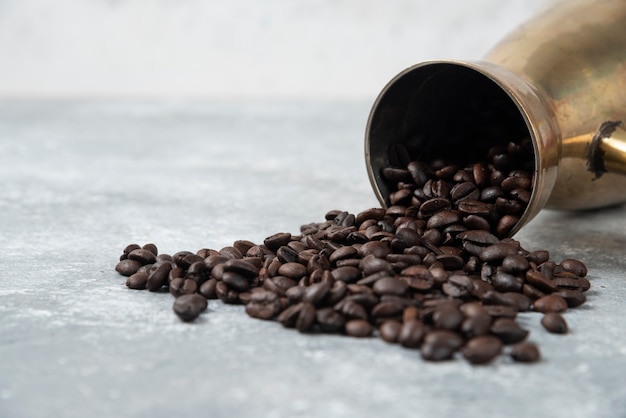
[1,101,625,418]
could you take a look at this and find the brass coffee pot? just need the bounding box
[365,0,626,236]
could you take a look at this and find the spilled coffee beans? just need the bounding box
[113,130,590,365]
[115,202,590,365]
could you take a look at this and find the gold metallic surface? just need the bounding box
[365,0,626,235]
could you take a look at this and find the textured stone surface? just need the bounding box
[1,101,625,418]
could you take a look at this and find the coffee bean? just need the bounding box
[345,319,372,337]
[146,262,171,291]
[560,259,588,277]
[460,312,492,338]
[491,271,524,293]
[541,312,568,334]
[245,290,282,320]
[223,259,259,278]
[462,335,503,364]
[371,301,404,318]
[199,278,218,299]
[510,342,541,363]
[331,266,362,283]
[555,290,586,308]
[501,254,530,273]
[264,232,292,251]
[372,277,408,296]
[490,318,528,344]
[126,271,148,290]
[128,249,157,265]
[396,319,425,348]
[534,294,568,313]
[295,302,316,332]
[173,294,207,322]
[420,331,464,361]
[480,243,519,262]
[433,306,463,331]
[116,259,142,277]
[278,262,308,279]
[316,308,346,332]
[525,270,558,293]
[379,320,402,343]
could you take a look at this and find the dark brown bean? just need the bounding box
[541,312,568,334]
[245,290,282,320]
[126,271,148,290]
[345,319,372,337]
[510,342,541,363]
[462,335,503,364]
[116,259,142,277]
[420,331,464,361]
[379,320,402,343]
[490,318,528,344]
[398,319,426,348]
[534,294,568,313]
[173,294,207,322]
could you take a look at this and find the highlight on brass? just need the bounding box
[365,0,626,237]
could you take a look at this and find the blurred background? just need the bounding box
[0,0,547,102]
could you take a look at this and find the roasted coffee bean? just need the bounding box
[501,254,530,273]
[432,306,463,331]
[215,281,239,304]
[483,305,518,319]
[371,301,404,318]
[398,319,427,348]
[223,259,259,278]
[556,289,587,308]
[316,308,346,332]
[490,318,528,344]
[245,290,282,320]
[461,312,492,338]
[560,258,588,277]
[173,294,207,322]
[199,278,218,299]
[142,243,158,256]
[222,272,250,292]
[462,335,503,364]
[302,282,331,305]
[491,271,524,293]
[534,294,568,313]
[128,249,157,265]
[379,320,402,343]
[450,182,479,201]
[345,319,372,337]
[510,342,541,363]
[457,199,493,217]
[336,299,368,320]
[126,271,148,290]
[541,312,568,334]
[331,266,362,283]
[264,232,292,251]
[116,259,142,277]
[295,302,316,332]
[420,331,464,361]
[372,277,408,296]
[146,262,171,291]
[442,274,474,298]
[419,197,452,217]
[277,262,307,280]
[480,243,519,262]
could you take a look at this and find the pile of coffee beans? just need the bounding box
[115,209,588,365]
[114,131,590,365]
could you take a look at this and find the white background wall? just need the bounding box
[0,0,546,101]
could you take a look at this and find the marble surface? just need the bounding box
[1,101,625,418]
